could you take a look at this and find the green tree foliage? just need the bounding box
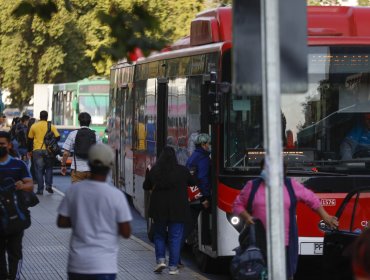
[0,0,94,107]
[358,0,370,5]
[307,0,339,4]
[96,2,167,63]
[0,0,216,106]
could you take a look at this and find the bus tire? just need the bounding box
[192,243,214,272]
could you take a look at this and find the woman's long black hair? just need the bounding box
[152,146,178,189]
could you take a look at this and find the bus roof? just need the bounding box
[162,6,370,51]
[110,6,370,70]
[77,77,109,85]
[53,82,77,91]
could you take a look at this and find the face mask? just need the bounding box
[0,146,8,157]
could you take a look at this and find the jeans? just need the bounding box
[153,221,184,269]
[68,273,116,280]
[0,231,24,280]
[33,150,54,193]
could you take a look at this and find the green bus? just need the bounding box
[52,77,109,140]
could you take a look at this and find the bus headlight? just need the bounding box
[226,213,244,232]
[230,216,240,225]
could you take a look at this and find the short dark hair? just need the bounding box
[21,115,30,122]
[89,164,110,176]
[0,131,11,142]
[78,112,91,127]
[40,110,48,120]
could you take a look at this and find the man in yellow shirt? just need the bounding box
[28,110,60,195]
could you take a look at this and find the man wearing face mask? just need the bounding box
[186,133,211,208]
[182,133,211,255]
[0,131,34,280]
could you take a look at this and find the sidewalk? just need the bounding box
[21,191,208,280]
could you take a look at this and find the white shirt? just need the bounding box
[58,180,132,274]
[62,127,101,172]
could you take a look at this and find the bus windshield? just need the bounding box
[78,95,109,125]
[224,46,370,175]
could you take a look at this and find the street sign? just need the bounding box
[232,0,308,95]
[232,0,262,96]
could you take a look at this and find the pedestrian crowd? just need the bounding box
[0,115,369,280]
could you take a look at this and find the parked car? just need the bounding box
[54,126,78,169]
[3,108,20,127]
[320,187,370,280]
[21,106,33,117]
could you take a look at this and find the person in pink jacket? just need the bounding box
[233,161,338,279]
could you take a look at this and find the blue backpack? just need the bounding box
[230,178,268,280]
[0,178,30,235]
[230,220,267,280]
[230,177,298,279]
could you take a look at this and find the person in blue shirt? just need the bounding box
[0,131,33,280]
[186,133,211,207]
[341,114,370,160]
[182,133,211,255]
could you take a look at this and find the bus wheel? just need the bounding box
[147,218,154,242]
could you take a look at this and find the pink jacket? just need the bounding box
[232,178,321,245]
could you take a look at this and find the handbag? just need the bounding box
[230,221,268,280]
[21,191,40,208]
[187,185,203,203]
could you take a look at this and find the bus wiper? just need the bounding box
[91,94,100,114]
[287,169,348,176]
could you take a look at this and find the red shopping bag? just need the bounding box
[187,185,203,202]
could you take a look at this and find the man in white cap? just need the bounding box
[57,143,132,280]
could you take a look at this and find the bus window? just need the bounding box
[224,46,370,175]
[135,81,146,151]
[187,77,202,156]
[145,78,156,156]
[78,95,109,125]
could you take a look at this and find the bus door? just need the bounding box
[132,79,150,217]
[199,74,214,250]
[116,85,126,193]
[122,85,134,196]
[156,77,168,156]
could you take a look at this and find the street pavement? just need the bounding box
[19,174,230,279]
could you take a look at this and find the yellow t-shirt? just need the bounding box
[28,120,60,151]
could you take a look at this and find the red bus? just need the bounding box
[107,6,370,271]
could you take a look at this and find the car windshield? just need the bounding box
[224,46,370,175]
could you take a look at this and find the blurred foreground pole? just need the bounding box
[261,0,286,279]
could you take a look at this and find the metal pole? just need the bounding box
[261,0,287,279]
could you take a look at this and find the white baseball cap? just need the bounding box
[88,143,114,168]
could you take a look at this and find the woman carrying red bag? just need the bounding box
[143,146,196,275]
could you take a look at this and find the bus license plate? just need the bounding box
[314,242,323,254]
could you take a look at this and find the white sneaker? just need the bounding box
[169,268,179,275]
[154,262,166,273]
